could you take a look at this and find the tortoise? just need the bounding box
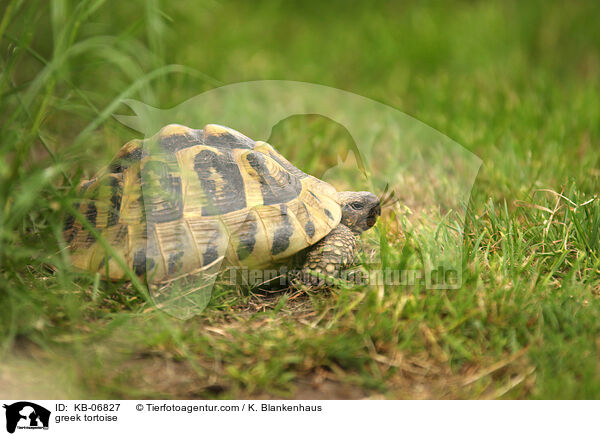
[64,124,381,288]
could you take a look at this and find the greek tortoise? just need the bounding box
[64,124,381,287]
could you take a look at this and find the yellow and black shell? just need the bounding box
[64,124,342,283]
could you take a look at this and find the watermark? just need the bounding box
[217,266,460,288]
[70,80,482,318]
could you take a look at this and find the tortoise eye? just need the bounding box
[350,202,364,210]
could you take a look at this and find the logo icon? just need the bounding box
[3,402,50,434]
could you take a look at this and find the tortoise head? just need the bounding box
[337,191,381,234]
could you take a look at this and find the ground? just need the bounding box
[0,0,599,399]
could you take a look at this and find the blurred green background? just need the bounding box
[1,0,599,399]
[3,0,600,193]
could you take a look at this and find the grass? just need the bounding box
[1,0,599,399]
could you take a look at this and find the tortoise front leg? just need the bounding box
[294,224,358,288]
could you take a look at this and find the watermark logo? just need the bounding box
[3,402,50,434]
[89,80,482,318]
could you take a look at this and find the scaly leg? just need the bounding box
[294,224,358,288]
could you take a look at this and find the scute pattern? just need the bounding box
[191,147,247,215]
[65,124,342,282]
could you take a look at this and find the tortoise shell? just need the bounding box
[64,124,342,283]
